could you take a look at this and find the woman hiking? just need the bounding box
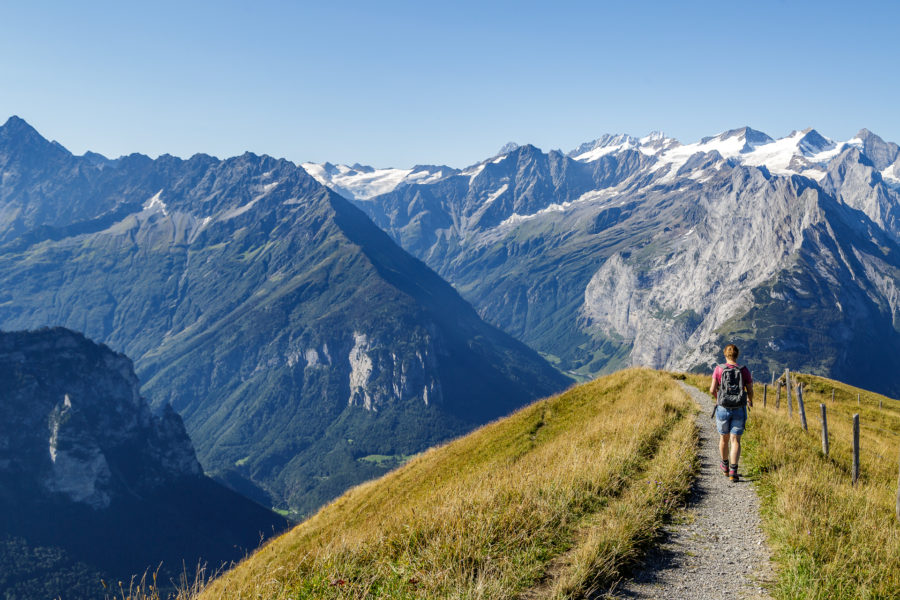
[709,344,753,482]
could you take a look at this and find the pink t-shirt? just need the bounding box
[712,364,752,387]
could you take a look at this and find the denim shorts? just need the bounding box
[715,405,747,435]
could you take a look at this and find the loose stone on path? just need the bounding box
[600,381,775,599]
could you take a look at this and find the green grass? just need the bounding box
[682,372,900,599]
[356,454,416,468]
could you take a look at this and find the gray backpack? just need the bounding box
[717,364,747,408]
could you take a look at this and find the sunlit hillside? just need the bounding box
[120,368,900,600]
[192,369,698,600]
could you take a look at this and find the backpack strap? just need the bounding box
[715,363,728,404]
[711,364,724,418]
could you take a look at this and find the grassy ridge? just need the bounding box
[190,369,698,599]
[682,372,900,599]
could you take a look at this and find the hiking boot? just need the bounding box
[729,465,739,482]
[720,460,729,476]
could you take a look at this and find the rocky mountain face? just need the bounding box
[0,117,570,516]
[0,327,287,599]
[317,127,900,395]
[3,329,200,509]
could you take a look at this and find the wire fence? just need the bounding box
[760,370,900,522]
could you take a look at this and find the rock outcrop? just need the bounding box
[1,328,201,510]
[0,327,287,599]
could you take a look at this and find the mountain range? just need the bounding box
[306,126,900,395]
[0,116,570,516]
[4,114,900,518]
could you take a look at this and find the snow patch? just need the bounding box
[300,162,328,186]
[301,163,447,200]
[406,169,444,184]
[574,139,637,162]
[499,188,616,227]
[882,163,900,186]
[143,190,168,216]
[221,197,262,220]
[463,163,486,182]
[220,182,280,220]
[483,184,508,207]
[305,348,321,367]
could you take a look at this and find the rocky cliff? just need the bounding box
[1,328,201,508]
[0,327,287,599]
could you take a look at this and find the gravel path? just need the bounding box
[601,381,775,599]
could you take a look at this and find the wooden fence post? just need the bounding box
[852,414,860,486]
[776,382,781,410]
[787,379,793,419]
[858,393,861,407]
[763,384,767,408]
[784,369,792,417]
[879,399,883,409]
[896,448,900,522]
[798,383,808,431]
[831,388,835,403]
[820,403,829,457]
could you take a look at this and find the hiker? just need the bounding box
[709,344,753,482]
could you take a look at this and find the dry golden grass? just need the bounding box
[183,368,698,600]
[544,415,696,599]
[96,562,214,600]
[682,372,900,599]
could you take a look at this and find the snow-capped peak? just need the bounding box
[496,142,520,156]
[795,128,835,155]
[638,131,676,150]
[301,162,451,201]
[569,134,640,161]
[700,127,775,153]
[566,127,869,182]
[640,131,666,144]
[637,131,680,155]
[570,132,683,161]
[304,126,888,202]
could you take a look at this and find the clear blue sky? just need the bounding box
[2,0,897,168]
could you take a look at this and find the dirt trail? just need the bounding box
[601,381,775,599]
